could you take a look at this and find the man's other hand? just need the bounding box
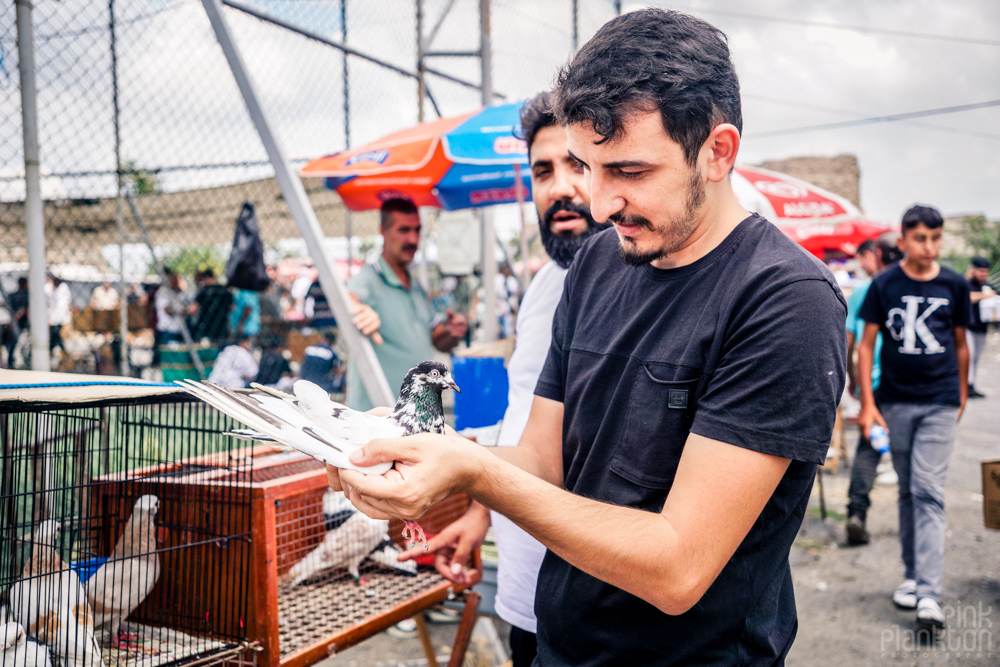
[352,303,384,345]
[398,502,490,585]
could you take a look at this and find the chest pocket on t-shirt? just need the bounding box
[611,363,701,489]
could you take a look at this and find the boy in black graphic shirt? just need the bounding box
[858,204,970,631]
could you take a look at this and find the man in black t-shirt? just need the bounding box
[857,204,970,631]
[191,269,234,344]
[328,10,845,665]
[966,256,995,398]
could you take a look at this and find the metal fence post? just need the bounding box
[200,0,394,407]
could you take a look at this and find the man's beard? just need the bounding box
[614,171,706,267]
[538,200,612,269]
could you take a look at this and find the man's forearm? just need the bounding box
[471,450,689,614]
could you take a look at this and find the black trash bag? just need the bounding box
[226,201,270,292]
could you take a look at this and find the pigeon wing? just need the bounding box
[177,381,392,474]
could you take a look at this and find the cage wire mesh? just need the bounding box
[0,0,620,378]
[0,395,254,667]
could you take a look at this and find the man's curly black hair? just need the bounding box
[517,90,557,155]
[553,8,742,167]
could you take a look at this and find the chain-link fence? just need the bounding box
[1,0,620,379]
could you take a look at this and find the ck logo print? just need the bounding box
[886,295,948,355]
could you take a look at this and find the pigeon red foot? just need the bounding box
[402,520,428,552]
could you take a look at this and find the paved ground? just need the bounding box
[316,336,1000,667]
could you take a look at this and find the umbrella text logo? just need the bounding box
[346,150,390,167]
[493,136,527,155]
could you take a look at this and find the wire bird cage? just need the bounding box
[0,380,254,667]
[0,376,481,667]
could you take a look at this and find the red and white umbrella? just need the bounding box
[732,165,861,225]
[732,165,897,258]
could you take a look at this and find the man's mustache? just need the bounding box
[402,244,419,252]
[608,211,654,231]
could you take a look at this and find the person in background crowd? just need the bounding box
[191,269,233,344]
[494,265,521,339]
[305,276,337,328]
[300,331,344,394]
[230,288,261,340]
[207,334,258,389]
[2,278,29,367]
[89,280,120,311]
[255,336,294,391]
[331,10,845,663]
[401,90,612,667]
[966,256,995,398]
[345,198,468,411]
[155,268,186,350]
[46,274,72,354]
[845,236,902,545]
[858,204,970,631]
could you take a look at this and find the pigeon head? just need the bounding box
[390,361,459,435]
[0,623,25,650]
[400,361,460,395]
[135,495,159,515]
[34,519,61,544]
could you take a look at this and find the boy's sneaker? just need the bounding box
[846,515,870,545]
[892,579,917,609]
[917,598,946,629]
[424,605,462,624]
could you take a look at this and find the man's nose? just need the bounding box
[587,172,625,223]
[549,168,575,201]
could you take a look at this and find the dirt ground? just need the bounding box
[316,341,1000,667]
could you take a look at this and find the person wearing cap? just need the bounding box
[966,256,995,398]
[857,204,971,631]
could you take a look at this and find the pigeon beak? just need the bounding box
[446,376,461,393]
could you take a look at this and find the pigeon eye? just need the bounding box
[430,370,440,377]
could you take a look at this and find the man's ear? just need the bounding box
[702,124,741,183]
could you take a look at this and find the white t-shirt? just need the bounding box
[48,282,72,326]
[155,287,183,333]
[491,260,566,633]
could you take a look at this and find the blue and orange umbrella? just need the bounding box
[301,102,531,212]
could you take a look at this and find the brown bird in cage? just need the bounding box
[178,360,460,550]
[8,521,105,667]
[0,622,52,667]
[85,495,161,649]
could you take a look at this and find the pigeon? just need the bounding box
[177,360,460,549]
[8,521,104,667]
[85,495,161,649]
[0,622,52,667]
[286,490,416,586]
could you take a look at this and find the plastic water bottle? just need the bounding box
[869,424,890,455]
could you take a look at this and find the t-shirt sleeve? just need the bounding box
[691,279,847,464]
[533,271,571,403]
[347,267,375,304]
[858,279,882,324]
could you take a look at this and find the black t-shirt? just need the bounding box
[255,350,291,386]
[968,278,987,334]
[532,215,846,666]
[858,263,970,405]
[194,284,234,342]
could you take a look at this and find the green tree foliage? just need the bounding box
[120,159,161,195]
[159,245,226,279]
[949,215,1000,275]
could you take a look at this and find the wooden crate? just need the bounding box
[95,445,479,667]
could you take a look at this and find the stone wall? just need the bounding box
[755,154,862,211]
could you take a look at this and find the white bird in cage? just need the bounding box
[85,495,161,650]
[286,490,417,586]
[178,360,460,550]
[8,521,104,667]
[0,622,52,667]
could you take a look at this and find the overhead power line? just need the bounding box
[748,99,1000,138]
[745,94,1000,141]
[677,6,1000,47]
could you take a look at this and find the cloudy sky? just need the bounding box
[2,0,998,227]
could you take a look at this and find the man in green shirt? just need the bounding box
[346,198,468,410]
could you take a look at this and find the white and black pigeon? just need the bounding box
[177,360,460,549]
[0,622,52,667]
[286,490,417,586]
[85,495,161,649]
[8,521,104,667]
